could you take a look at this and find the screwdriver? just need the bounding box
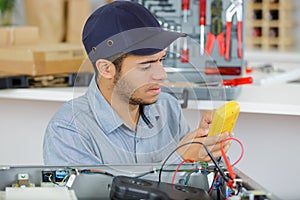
[222,77,253,86]
[182,0,190,23]
[205,66,241,76]
[169,24,175,58]
[176,25,182,58]
[199,0,206,55]
[181,37,189,63]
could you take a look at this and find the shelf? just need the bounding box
[245,0,294,50]
[0,87,87,102]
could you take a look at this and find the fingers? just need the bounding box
[210,141,231,158]
[199,110,213,129]
[197,140,231,162]
[205,133,232,152]
[200,132,230,146]
[197,132,233,161]
[177,130,233,162]
[199,119,210,130]
[194,127,209,137]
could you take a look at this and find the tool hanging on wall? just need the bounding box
[225,0,243,61]
[169,24,176,58]
[181,0,190,62]
[181,37,189,63]
[222,76,252,86]
[181,0,190,23]
[199,0,206,55]
[205,0,224,56]
[136,0,247,100]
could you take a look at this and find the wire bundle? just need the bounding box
[48,137,244,199]
[158,137,244,199]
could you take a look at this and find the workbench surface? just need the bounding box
[0,82,299,116]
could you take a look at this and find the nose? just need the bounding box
[152,63,167,81]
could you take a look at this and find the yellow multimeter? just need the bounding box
[207,100,240,137]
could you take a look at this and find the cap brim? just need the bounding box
[126,30,187,56]
[89,27,186,61]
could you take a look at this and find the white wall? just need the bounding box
[0,99,62,165]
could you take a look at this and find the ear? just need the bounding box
[95,59,115,79]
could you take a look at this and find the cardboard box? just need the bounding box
[0,43,93,76]
[66,0,91,44]
[24,0,91,44]
[24,0,65,43]
[0,26,39,47]
[0,28,9,46]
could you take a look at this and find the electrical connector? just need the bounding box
[12,173,35,188]
[233,178,243,187]
[42,170,54,183]
[55,170,70,182]
[66,174,76,188]
[41,169,70,187]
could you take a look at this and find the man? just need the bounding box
[43,1,232,165]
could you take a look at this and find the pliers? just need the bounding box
[225,0,243,61]
[205,0,224,56]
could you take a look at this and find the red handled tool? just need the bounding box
[182,0,190,23]
[199,0,206,55]
[205,66,241,76]
[205,0,224,56]
[180,0,190,64]
[181,37,189,63]
[225,0,243,61]
[222,76,252,86]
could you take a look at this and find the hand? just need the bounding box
[176,129,233,162]
[198,110,214,134]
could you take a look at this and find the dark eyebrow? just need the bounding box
[138,53,167,65]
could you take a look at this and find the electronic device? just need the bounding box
[208,100,240,136]
[109,175,212,200]
[0,165,279,200]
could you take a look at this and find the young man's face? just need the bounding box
[112,50,167,105]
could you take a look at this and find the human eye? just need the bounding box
[159,55,167,63]
[140,64,151,71]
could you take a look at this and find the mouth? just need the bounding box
[147,86,161,95]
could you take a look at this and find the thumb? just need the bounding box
[194,127,209,137]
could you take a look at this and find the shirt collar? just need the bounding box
[142,104,160,124]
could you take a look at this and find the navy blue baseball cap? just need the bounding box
[82,1,186,62]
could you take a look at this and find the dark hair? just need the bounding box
[111,54,128,74]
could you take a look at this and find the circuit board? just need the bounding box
[0,164,279,200]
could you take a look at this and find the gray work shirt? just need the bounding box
[43,79,191,165]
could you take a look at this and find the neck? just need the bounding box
[115,100,140,130]
[98,81,140,130]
